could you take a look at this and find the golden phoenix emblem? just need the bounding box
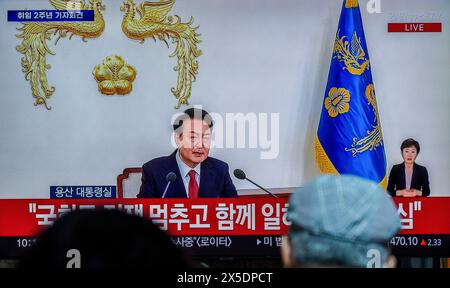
[333,30,370,76]
[15,0,106,110]
[120,0,202,109]
[15,0,201,110]
[345,84,383,156]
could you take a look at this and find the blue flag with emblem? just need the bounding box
[315,0,387,188]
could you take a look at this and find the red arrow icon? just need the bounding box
[420,239,427,246]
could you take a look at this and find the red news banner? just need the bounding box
[0,197,449,237]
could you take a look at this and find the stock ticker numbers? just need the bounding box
[389,235,443,247]
[389,235,448,256]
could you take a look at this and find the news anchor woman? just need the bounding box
[387,138,430,197]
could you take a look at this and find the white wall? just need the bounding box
[0,0,449,198]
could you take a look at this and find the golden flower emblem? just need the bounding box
[93,55,136,95]
[324,87,350,117]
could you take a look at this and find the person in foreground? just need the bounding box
[20,209,191,268]
[387,138,430,197]
[281,174,401,268]
[138,108,237,198]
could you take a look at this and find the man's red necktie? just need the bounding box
[188,170,199,198]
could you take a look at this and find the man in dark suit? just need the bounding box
[137,108,237,198]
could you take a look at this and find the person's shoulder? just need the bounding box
[143,153,175,171]
[414,163,428,171]
[391,163,403,170]
[204,156,229,170]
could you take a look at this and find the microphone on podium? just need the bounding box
[162,172,177,198]
[233,169,278,198]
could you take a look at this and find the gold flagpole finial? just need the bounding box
[345,0,359,8]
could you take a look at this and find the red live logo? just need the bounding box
[388,23,442,33]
